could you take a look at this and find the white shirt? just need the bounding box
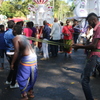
[50,22,61,40]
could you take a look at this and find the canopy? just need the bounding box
[12,18,24,22]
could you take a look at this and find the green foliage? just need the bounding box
[70,2,75,11]
[0,0,35,18]
[0,1,14,18]
[0,0,73,20]
[50,0,73,20]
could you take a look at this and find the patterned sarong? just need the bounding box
[63,40,73,54]
[17,53,37,93]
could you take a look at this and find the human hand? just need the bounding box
[72,44,79,50]
[34,42,36,46]
[66,34,69,36]
[50,35,53,39]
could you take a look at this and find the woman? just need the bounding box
[23,22,33,44]
[62,20,74,57]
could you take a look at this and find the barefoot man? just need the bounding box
[11,25,38,100]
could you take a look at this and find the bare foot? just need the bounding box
[21,92,28,100]
[28,90,34,98]
[20,96,28,100]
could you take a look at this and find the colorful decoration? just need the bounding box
[74,0,88,17]
[28,0,53,26]
[33,0,48,4]
[73,0,100,44]
[74,0,100,17]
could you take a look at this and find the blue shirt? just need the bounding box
[0,32,7,50]
[43,25,51,40]
[4,29,15,52]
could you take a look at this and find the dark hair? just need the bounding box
[30,21,34,27]
[0,24,4,32]
[13,25,22,35]
[73,19,78,22]
[7,20,15,28]
[66,19,70,22]
[16,21,24,26]
[0,25,4,29]
[43,20,47,25]
[86,13,98,20]
[26,22,32,28]
[60,22,63,26]
[26,21,34,28]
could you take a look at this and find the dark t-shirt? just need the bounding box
[73,25,81,34]
[31,27,37,37]
[0,32,7,49]
[43,25,51,40]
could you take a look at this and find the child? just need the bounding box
[0,24,6,69]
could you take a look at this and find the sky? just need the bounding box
[63,0,68,2]
[62,0,73,5]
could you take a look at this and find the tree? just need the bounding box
[69,1,75,11]
[0,0,73,19]
[9,0,34,17]
[0,0,4,6]
[0,0,35,18]
[50,0,72,20]
[0,1,15,18]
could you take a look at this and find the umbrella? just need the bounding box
[12,18,24,22]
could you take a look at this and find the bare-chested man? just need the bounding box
[11,25,37,100]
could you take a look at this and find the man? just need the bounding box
[0,24,6,70]
[50,18,61,57]
[4,20,19,88]
[29,21,37,38]
[16,21,24,27]
[26,21,37,52]
[72,20,81,44]
[41,20,51,60]
[73,13,100,100]
[11,25,37,100]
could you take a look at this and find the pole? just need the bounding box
[61,2,62,21]
[98,0,100,16]
[53,0,54,13]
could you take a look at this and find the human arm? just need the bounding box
[62,26,70,36]
[50,24,55,36]
[69,26,74,33]
[63,33,69,36]
[23,28,26,35]
[11,36,19,70]
[72,38,99,50]
[34,28,37,38]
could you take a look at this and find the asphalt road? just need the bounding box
[0,49,100,100]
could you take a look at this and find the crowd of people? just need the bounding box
[0,12,100,100]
